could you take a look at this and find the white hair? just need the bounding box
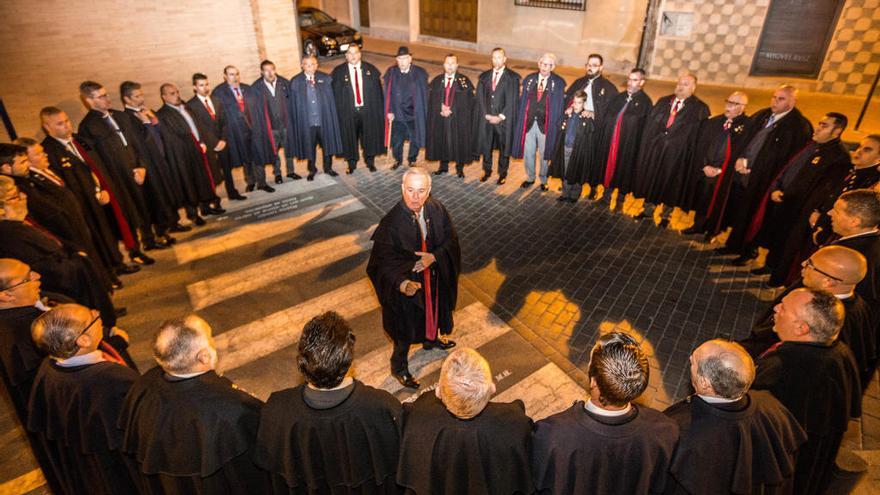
[539,53,558,65]
[402,167,432,189]
[438,348,494,419]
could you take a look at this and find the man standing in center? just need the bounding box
[474,47,520,185]
[426,54,475,178]
[367,167,460,389]
[252,60,300,184]
[331,45,385,173]
[383,46,428,170]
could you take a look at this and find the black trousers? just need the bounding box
[347,109,374,170]
[390,120,419,164]
[306,126,334,173]
[438,161,465,173]
[391,339,411,375]
[482,126,510,176]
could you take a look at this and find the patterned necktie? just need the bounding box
[666,100,681,128]
[203,98,215,120]
[537,78,545,100]
[765,114,776,128]
[233,87,245,113]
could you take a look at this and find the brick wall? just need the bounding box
[0,0,300,141]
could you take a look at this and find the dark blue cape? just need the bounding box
[211,82,275,167]
[287,71,343,160]
[512,72,566,159]
[382,65,428,148]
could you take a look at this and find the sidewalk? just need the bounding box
[362,36,880,143]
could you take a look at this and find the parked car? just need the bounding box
[298,7,363,57]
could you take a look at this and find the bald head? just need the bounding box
[690,339,755,399]
[0,259,41,309]
[152,315,216,374]
[674,74,697,100]
[723,91,748,119]
[771,85,797,114]
[802,245,867,293]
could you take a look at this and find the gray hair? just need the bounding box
[695,341,755,399]
[800,289,845,343]
[152,316,211,373]
[402,166,432,188]
[31,304,88,359]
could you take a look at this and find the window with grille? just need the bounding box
[513,0,586,12]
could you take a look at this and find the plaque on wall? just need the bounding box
[750,0,844,78]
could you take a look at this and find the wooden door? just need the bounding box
[420,0,478,43]
[359,0,370,27]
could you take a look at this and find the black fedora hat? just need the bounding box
[396,46,412,57]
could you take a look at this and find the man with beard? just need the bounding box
[599,68,653,206]
[156,83,221,225]
[253,60,300,184]
[188,73,247,201]
[331,46,386,174]
[633,74,710,226]
[512,53,567,191]
[119,315,268,493]
[39,107,141,278]
[289,55,343,180]
[426,54,475,178]
[119,80,187,244]
[77,81,157,265]
[384,46,428,170]
[212,65,276,193]
[682,92,750,238]
[746,113,851,286]
[474,47,520,185]
[367,168,460,389]
[563,53,618,196]
[725,85,813,261]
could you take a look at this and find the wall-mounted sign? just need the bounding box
[750,0,844,78]
[660,11,694,38]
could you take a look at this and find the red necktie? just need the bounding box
[233,87,245,113]
[666,100,680,128]
[354,67,363,105]
[444,77,452,106]
[537,78,545,100]
[421,232,438,341]
[204,98,215,120]
[492,71,499,92]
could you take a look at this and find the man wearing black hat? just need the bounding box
[384,47,429,170]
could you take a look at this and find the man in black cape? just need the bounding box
[664,340,806,494]
[28,303,140,495]
[740,246,875,394]
[811,135,880,246]
[188,73,247,201]
[253,311,402,494]
[751,288,861,495]
[253,60,300,183]
[331,45,386,173]
[157,83,222,225]
[212,65,276,193]
[77,81,157,264]
[397,348,533,495]
[746,113,851,286]
[120,80,188,244]
[473,47,520,185]
[118,315,268,494]
[366,167,460,389]
[827,189,880,305]
[426,54,475,178]
[0,176,119,328]
[531,332,679,494]
[39,107,139,279]
[633,73,710,223]
[563,53,619,193]
[599,68,653,200]
[384,46,428,170]
[725,85,813,260]
[288,55,344,180]
[548,90,592,202]
[681,92,750,238]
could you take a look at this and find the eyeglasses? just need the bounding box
[803,258,844,282]
[1,270,36,292]
[77,312,101,341]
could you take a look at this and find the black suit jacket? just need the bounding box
[186,95,227,151]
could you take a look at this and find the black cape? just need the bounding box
[426,74,475,164]
[682,113,750,229]
[367,198,461,344]
[27,359,140,495]
[813,164,880,245]
[252,75,297,158]
[0,306,46,422]
[725,107,813,251]
[187,94,229,190]
[531,401,679,495]
[547,114,593,184]
[212,82,276,167]
[253,381,402,494]
[633,94,710,207]
[564,74,620,184]
[118,367,268,494]
[41,136,125,271]
[832,231,880,305]
[383,65,429,149]
[472,67,520,159]
[752,340,861,495]
[663,391,807,495]
[396,393,533,495]
[288,71,344,160]
[331,62,387,160]
[156,103,217,205]
[599,90,653,193]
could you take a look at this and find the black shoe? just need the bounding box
[143,240,170,251]
[407,161,417,167]
[480,173,490,182]
[130,251,155,265]
[162,235,177,245]
[115,307,128,318]
[633,213,650,220]
[433,170,447,176]
[245,184,255,192]
[658,218,670,228]
[732,255,756,266]
[682,227,702,235]
[274,175,283,184]
[111,279,123,290]
[751,265,772,275]
[392,162,402,170]
[307,173,315,181]
[423,339,456,351]
[228,192,247,201]
[456,172,465,178]
[287,173,302,180]
[192,216,206,226]
[169,223,192,233]
[556,196,568,202]
[714,246,737,255]
[539,184,549,192]
[497,176,507,185]
[211,206,226,215]
[367,165,377,172]
[326,170,339,177]
[258,185,276,193]
[392,371,420,389]
[115,264,140,275]
[521,180,534,188]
